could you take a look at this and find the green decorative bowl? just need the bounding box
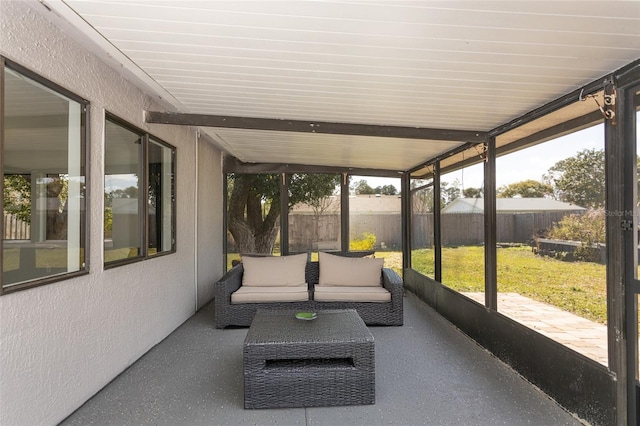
[295,312,317,321]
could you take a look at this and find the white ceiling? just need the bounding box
[44,0,640,172]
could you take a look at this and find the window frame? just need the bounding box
[146,136,177,258]
[104,112,176,269]
[1,56,90,295]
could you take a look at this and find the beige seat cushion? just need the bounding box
[314,286,391,303]
[241,253,307,287]
[318,251,384,287]
[231,285,309,303]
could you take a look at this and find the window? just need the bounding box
[1,58,88,294]
[104,115,175,266]
[495,120,606,365]
[225,172,403,269]
[410,177,435,279]
[349,175,401,270]
[440,162,485,294]
[288,173,341,256]
[147,138,175,256]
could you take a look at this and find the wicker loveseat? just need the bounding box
[214,257,404,328]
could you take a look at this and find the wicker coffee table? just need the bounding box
[243,309,375,409]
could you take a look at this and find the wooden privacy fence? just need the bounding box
[3,213,30,240]
[232,211,578,251]
[287,213,403,251]
[412,211,578,247]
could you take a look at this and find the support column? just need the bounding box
[484,138,497,310]
[604,81,628,426]
[401,172,411,271]
[341,173,349,253]
[433,163,442,283]
[280,173,289,255]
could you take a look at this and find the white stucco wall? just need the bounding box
[0,1,223,425]
[197,137,225,308]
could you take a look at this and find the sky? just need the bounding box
[365,123,607,192]
[108,119,632,194]
[453,124,605,190]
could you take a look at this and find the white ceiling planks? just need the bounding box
[210,128,462,170]
[47,0,640,171]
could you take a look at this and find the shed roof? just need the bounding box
[292,194,401,214]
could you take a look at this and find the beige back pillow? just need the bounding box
[318,252,384,287]
[242,253,307,287]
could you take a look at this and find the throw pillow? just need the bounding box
[242,253,307,287]
[318,251,383,287]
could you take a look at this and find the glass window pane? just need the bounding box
[288,173,341,257]
[410,177,434,278]
[104,119,143,263]
[349,176,401,272]
[440,164,485,295]
[496,123,607,366]
[2,66,86,289]
[148,139,175,256]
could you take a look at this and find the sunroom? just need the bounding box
[1,1,640,425]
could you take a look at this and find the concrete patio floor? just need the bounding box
[60,292,585,426]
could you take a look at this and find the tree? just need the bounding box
[411,179,434,213]
[544,148,605,208]
[45,175,69,240]
[3,174,31,223]
[497,179,553,198]
[441,179,461,206]
[227,173,340,254]
[463,187,483,198]
[379,184,397,195]
[352,179,375,195]
[4,174,71,239]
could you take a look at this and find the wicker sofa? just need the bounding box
[214,259,404,328]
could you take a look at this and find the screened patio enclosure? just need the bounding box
[2,1,640,425]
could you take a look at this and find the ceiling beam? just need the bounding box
[224,156,404,177]
[145,111,486,143]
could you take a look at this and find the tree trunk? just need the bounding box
[227,176,280,254]
[45,179,67,240]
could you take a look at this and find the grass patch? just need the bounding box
[496,246,606,324]
[3,247,74,271]
[408,246,607,324]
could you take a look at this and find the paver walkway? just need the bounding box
[463,292,608,366]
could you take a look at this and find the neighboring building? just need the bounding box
[437,198,587,245]
[291,194,401,214]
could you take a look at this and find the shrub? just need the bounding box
[547,208,605,244]
[547,208,605,262]
[350,232,377,251]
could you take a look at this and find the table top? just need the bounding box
[244,309,373,346]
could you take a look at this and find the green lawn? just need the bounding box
[6,245,608,325]
[407,246,607,324]
[3,247,71,271]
